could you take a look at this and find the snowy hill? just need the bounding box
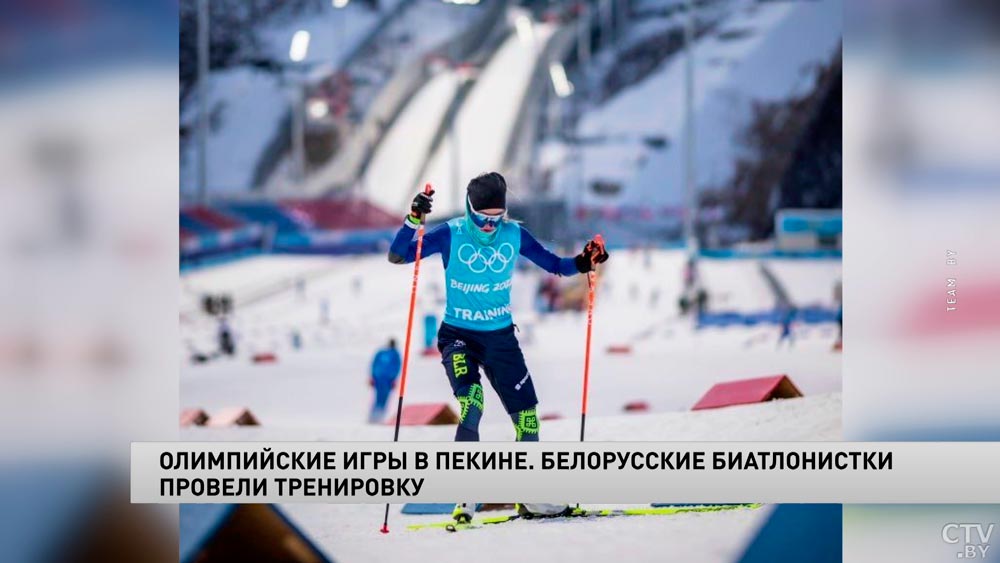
[559,0,842,209]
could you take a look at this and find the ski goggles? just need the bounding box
[466,197,507,228]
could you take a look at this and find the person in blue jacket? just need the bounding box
[777,305,797,349]
[388,172,608,443]
[369,338,402,423]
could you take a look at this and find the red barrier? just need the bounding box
[692,375,803,411]
[386,403,459,426]
[623,401,650,413]
[252,352,277,364]
[208,407,261,427]
[180,408,209,427]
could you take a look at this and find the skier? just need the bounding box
[387,172,608,522]
[369,339,402,423]
[777,305,797,348]
[217,316,235,357]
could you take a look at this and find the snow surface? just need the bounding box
[764,258,842,308]
[181,393,840,442]
[180,249,841,426]
[697,258,776,313]
[180,249,840,562]
[179,66,293,194]
[281,501,774,563]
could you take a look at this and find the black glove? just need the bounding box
[574,238,609,273]
[408,189,434,224]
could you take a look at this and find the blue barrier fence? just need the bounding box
[697,306,840,329]
[180,225,264,263]
[272,228,396,256]
[181,225,842,268]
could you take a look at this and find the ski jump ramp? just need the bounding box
[364,13,558,217]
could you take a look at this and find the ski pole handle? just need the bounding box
[589,233,606,268]
[415,182,434,223]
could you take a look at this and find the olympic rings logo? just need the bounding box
[457,243,515,274]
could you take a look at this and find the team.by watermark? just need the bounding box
[942,523,994,559]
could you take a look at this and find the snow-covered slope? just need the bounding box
[181,393,840,442]
[565,0,842,208]
[764,258,842,308]
[179,249,840,563]
[180,250,840,428]
[180,66,291,194]
[284,501,774,563]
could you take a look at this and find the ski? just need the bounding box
[406,504,762,532]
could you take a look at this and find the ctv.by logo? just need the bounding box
[942,523,995,559]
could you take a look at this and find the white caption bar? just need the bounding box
[131,442,1000,504]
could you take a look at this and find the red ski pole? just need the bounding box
[381,183,433,534]
[580,234,605,442]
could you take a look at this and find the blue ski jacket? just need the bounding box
[371,347,401,390]
[388,217,579,331]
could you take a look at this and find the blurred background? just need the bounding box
[1,2,179,562]
[842,0,1000,561]
[0,0,998,561]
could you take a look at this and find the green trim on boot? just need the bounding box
[513,408,539,441]
[457,383,484,422]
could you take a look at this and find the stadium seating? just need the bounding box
[221,202,306,234]
[179,211,215,235]
[185,205,244,230]
[280,198,398,231]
